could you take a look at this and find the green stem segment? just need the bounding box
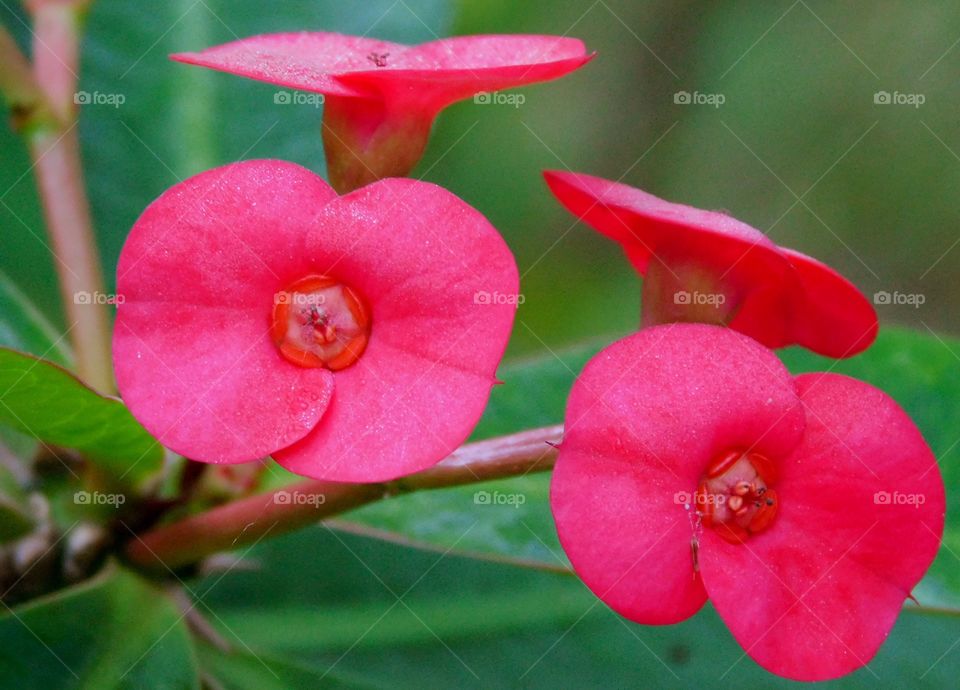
[0,25,52,128]
[18,1,115,393]
[321,95,433,194]
[126,424,563,571]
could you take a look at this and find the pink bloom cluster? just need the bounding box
[109,27,945,683]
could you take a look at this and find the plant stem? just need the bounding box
[0,25,50,125]
[22,1,114,393]
[126,424,563,571]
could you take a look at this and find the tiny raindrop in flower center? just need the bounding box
[271,274,370,370]
[695,449,779,544]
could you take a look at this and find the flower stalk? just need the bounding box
[126,424,563,570]
[17,0,115,393]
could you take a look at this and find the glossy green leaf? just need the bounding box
[197,643,376,690]
[0,272,70,366]
[0,348,162,483]
[0,566,198,689]
[196,522,960,688]
[0,271,71,462]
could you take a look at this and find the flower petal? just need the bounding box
[543,171,878,356]
[551,324,805,624]
[171,32,591,109]
[273,178,518,481]
[781,248,878,357]
[699,373,944,681]
[171,32,403,97]
[341,35,592,110]
[113,160,337,463]
[543,170,783,273]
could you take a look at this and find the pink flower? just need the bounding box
[551,324,943,681]
[112,159,518,482]
[172,34,592,192]
[544,171,878,358]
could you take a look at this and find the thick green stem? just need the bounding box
[126,424,563,571]
[21,1,114,393]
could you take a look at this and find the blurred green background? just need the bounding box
[2,1,960,688]
[3,0,958,359]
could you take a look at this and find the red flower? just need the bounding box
[112,159,518,482]
[172,34,592,192]
[543,171,878,358]
[551,324,943,681]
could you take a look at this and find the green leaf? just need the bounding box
[197,643,376,690]
[346,327,960,606]
[195,522,960,688]
[0,272,72,462]
[0,565,198,689]
[0,272,70,366]
[0,348,162,484]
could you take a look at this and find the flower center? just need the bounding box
[695,449,779,544]
[271,274,371,370]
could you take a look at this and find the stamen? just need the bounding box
[689,449,780,543]
[272,274,371,370]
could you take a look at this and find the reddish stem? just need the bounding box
[126,424,563,571]
[25,0,114,393]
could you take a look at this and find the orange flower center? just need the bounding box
[271,274,371,370]
[695,450,779,544]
